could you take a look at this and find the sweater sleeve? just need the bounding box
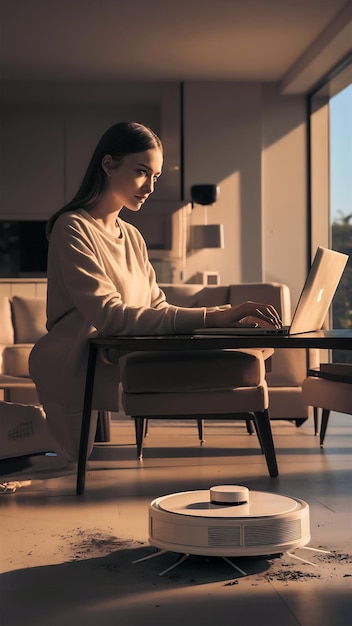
[47,213,206,336]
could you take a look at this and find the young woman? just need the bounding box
[26,121,281,466]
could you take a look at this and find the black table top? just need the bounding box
[90,329,352,354]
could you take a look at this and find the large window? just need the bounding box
[330,85,352,335]
[309,60,352,361]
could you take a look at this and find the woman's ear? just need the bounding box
[102,154,112,175]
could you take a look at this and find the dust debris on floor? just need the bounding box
[56,528,352,585]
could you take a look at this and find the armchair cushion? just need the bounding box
[123,386,269,416]
[121,349,266,393]
[302,376,352,414]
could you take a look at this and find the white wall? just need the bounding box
[0,79,309,309]
[183,82,263,285]
[182,81,307,309]
[261,83,308,308]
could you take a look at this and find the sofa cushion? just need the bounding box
[229,283,291,325]
[121,349,265,393]
[2,344,33,377]
[162,285,230,308]
[11,296,47,343]
[193,286,230,307]
[0,296,15,345]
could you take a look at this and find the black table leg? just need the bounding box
[76,343,98,495]
[253,409,279,478]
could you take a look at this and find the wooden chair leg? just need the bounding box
[252,410,278,477]
[134,418,147,459]
[195,415,254,444]
[197,418,205,444]
[313,406,319,435]
[246,417,254,435]
[320,408,331,448]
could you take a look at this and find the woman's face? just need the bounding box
[105,148,163,211]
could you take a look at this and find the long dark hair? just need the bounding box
[46,121,163,237]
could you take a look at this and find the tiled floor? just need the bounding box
[1,413,351,626]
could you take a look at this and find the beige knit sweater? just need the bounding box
[29,209,206,460]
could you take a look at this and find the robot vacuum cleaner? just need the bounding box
[149,485,310,558]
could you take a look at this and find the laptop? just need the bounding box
[194,246,348,337]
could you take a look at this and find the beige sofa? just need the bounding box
[0,295,46,404]
[0,282,318,423]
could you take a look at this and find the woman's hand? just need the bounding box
[205,301,282,329]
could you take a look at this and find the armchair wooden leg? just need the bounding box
[134,418,147,459]
[197,418,205,444]
[246,417,254,435]
[313,407,319,435]
[320,408,331,448]
[191,416,255,445]
[253,410,278,478]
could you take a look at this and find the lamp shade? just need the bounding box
[190,224,224,249]
[190,185,219,206]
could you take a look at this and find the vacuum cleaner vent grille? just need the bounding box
[208,526,241,547]
[149,487,310,557]
[245,519,302,546]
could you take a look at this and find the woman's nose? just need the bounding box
[143,177,154,193]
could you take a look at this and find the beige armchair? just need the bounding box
[120,346,278,477]
[302,363,352,446]
[116,282,317,487]
[160,283,319,429]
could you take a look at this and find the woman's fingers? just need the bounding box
[210,301,282,329]
[235,302,282,328]
[253,304,282,328]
